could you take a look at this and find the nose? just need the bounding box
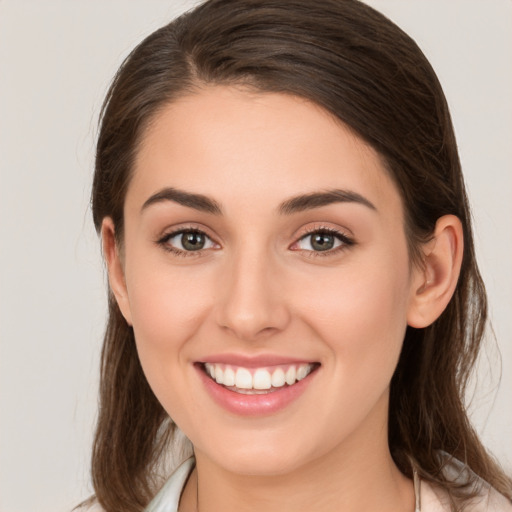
[215,248,291,341]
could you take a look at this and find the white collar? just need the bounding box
[144,456,511,512]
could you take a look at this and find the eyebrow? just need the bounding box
[278,189,376,215]
[141,187,223,215]
[141,187,376,216]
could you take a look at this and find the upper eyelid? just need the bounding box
[295,224,353,241]
[158,224,218,241]
[294,228,353,246]
[300,226,346,236]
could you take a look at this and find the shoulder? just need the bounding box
[421,477,512,512]
[417,453,512,512]
[471,487,512,512]
[73,457,195,512]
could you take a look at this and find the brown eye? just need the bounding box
[181,231,206,251]
[163,230,217,252]
[296,231,343,252]
[309,233,336,251]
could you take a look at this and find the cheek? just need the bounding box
[288,253,412,445]
[293,249,412,379]
[122,251,215,393]
[125,246,212,336]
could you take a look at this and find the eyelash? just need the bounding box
[294,226,355,258]
[156,226,355,258]
[156,226,217,258]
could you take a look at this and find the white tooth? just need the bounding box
[285,366,297,385]
[271,368,286,387]
[253,369,272,390]
[235,368,253,389]
[223,366,235,386]
[205,363,215,379]
[215,366,224,384]
[297,364,309,381]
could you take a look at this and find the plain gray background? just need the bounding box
[0,1,510,511]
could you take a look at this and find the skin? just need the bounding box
[103,86,463,512]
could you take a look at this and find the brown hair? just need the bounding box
[89,0,512,510]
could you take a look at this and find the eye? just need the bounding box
[291,228,354,254]
[159,229,218,254]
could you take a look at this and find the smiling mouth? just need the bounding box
[200,362,320,394]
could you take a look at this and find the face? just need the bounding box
[107,86,425,477]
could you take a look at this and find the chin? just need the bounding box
[218,452,306,477]
[195,430,321,477]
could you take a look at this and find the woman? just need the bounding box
[85,0,512,511]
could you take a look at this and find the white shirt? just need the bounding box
[143,458,512,512]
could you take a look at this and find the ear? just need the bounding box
[407,215,464,328]
[101,217,133,325]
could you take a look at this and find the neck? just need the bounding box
[180,398,414,512]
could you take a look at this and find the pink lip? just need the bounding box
[199,353,315,368]
[194,362,319,417]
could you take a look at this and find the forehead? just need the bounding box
[128,86,402,218]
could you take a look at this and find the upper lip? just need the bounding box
[198,353,319,368]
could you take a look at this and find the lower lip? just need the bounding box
[195,364,318,416]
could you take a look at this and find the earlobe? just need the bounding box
[407,215,464,328]
[101,218,133,326]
